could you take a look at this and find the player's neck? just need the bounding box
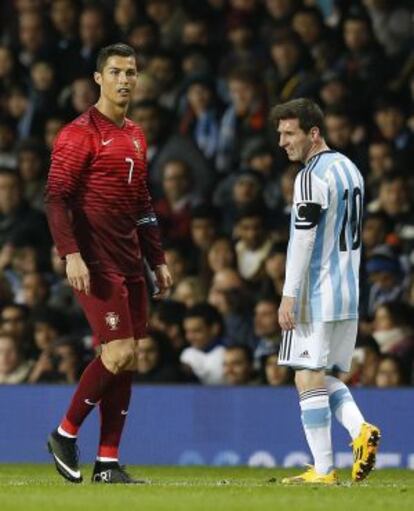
[304,141,330,164]
[95,99,128,128]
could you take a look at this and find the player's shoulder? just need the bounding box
[125,117,147,147]
[306,150,350,180]
[57,109,96,140]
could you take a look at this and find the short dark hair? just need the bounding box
[270,98,326,137]
[96,43,137,73]
[184,303,223,333]
[225,344,253,364]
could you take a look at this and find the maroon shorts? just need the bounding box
[74,272,148,344]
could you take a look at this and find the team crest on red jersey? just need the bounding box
[105,312,120,331]
[132,138,143,157]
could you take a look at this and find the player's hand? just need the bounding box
[278,295,296,331]
[153,264,173,299]
[66,252,90,294]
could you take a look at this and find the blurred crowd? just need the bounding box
[0,0,414,387]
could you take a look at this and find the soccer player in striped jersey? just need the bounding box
[271,98,380,485]
[45,44,172,484]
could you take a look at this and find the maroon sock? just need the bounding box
[59,357,116,436]
[97,371,133,461]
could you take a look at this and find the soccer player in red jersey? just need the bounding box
[45,43,172,484]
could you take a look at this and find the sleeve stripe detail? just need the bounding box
[300,155,321,201]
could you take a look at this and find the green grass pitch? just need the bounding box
[0,465,412,511]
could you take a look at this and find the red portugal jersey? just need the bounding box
[45,106,165,275]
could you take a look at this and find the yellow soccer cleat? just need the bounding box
[281,466,339,485]
[351,422,381,482]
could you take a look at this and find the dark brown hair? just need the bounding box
[96,43,136,73]
[270,98,326,137]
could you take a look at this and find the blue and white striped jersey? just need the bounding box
[284,150,364,322]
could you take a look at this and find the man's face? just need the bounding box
[147,57,174,90]
[237,216,264,249]
[223,349,251,385]
[325,115,352,149]
[51,0,77,34]
[278,118,313,163]
[162,162,191,201]
[72,79,97,113]
[375,108,404,140]
[80,10,105,48]
[362,218,386,249]
[22,273,48,307]
[130,106,161,144]
[19,13,44,52]
[0,174,21,214]
[191,218,216,250]
[0,336,20,375]
[344,19,369,52]
[254,301,279,337]
[379,179,408,216]
[95,56,138,108]
[18,150,42,181]
[369,143,392,176]
[228,79,255,116]
[184,317,216,350]
[1,307,26,340]
[137,337,159,373]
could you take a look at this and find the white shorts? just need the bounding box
[278,320,358,372]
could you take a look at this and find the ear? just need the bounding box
[94,71,102,87]
[310,127,320,141]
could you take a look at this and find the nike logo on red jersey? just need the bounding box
[101,138,113,146]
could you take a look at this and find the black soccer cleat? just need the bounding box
[47,430,82,483]
[91,462,147,484]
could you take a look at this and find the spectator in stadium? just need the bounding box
[146,50,181,111]
[253,298,282,365]
[260,351,293,386]
[372,301,414,367]
[17,11,51,72]
[208,267,254,347]
[63,77,98,119]
[265,33,317,106]
[206,236,237,281]
[180,303,226,384]
[27,306,69,383]
[154,159,201,244]
[173,276,208,309]
[135,329,183,384]
[150,299,187,355]
[189,204,220,277]
[375,354,408,387]
[0,45,20,96]
[0,118,17,170]
[216,68,267,174]
[113,0,140,39]
[364,245,407,318]
[0,332,33,384]
[48,335,89,384]
[361,212,393,260]
[127,19,159,65]
[20,271,50,310]
[367,174,414,261]
[223,344,258,385]
[178,74,220,163]
[214,171,264,236]
[43,116,65,152]
[234,206,274,283]
[259,241,287,300]
[16,140,47,211]
[372,96,414,169]
[0,303,32,355]
[318,70,349,111]
[163,243,191,291]
[365,140,394,199]
[145,0,188,50]
[0,168,51,255]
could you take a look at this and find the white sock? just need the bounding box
[96,456,118,463]
[299,388,333,475]
[57,425,77,439]
[325,375,365,440]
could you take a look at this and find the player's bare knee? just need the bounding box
[101,338,136,373]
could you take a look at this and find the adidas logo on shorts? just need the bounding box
[299,350,311,359]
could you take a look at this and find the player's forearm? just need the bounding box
[44,197,79,257]
[283,228,317,298]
